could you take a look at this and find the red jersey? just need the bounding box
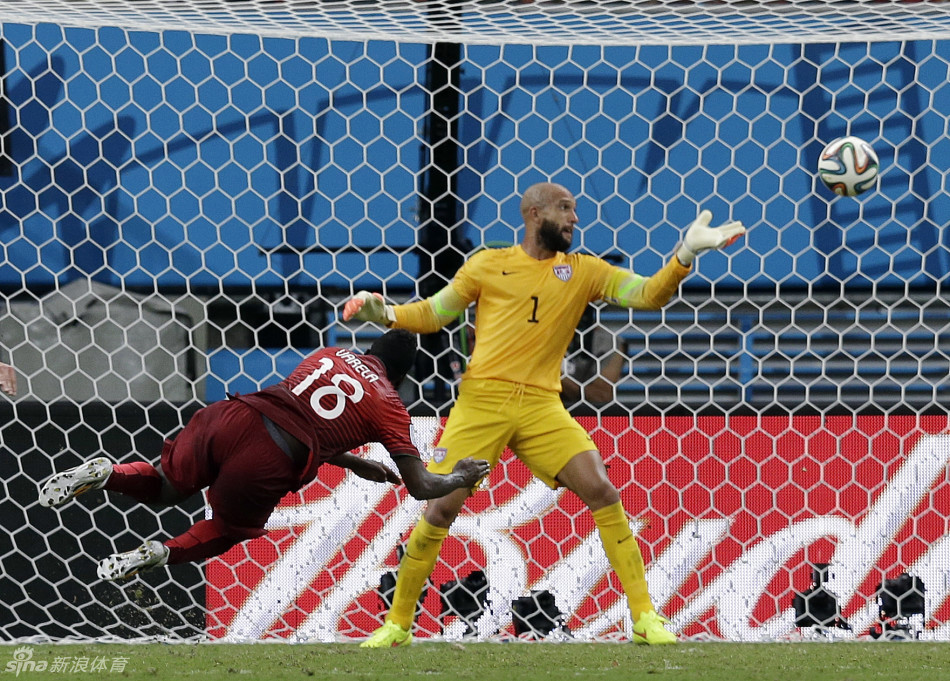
[231,347,420,486]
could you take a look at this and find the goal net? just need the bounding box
[1,0,949,643]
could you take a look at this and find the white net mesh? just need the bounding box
[1,0,949,642]
[5,0,950,46]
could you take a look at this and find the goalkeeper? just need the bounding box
[344,182,745,646]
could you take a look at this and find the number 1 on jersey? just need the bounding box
[528,295,539,323]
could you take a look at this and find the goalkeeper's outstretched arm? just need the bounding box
[603,209,746,310]
[341,285,469,333]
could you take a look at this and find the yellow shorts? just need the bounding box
[426,378,596,488]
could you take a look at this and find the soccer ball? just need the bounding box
[817,136,879,197]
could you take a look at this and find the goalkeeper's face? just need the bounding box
[538,217,573,253]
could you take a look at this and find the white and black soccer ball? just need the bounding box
[817,135,880,197]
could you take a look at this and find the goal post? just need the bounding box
[1,0,949,642]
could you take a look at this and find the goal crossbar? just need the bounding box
[3,0,950,46]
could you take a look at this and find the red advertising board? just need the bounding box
[206,414,950,641]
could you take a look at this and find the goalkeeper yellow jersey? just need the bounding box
[443,245,686,392]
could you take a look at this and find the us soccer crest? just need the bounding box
[553,264,573,282]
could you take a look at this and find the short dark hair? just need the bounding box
[366,329,417,387]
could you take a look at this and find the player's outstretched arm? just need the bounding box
[394,455,490,500]
[342,284,470,334]
[327,452,401,485]
[675,209,746,266]
[0,362,16,396]
[605,210,746,310]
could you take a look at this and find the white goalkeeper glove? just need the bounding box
[342,291,396,326]
[675,210,746,266]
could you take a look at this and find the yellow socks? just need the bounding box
[388,505,650,629]
[387,516,449,630]
[592,501,653,622]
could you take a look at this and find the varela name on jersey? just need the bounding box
[334,349,380,383]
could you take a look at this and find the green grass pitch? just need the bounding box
[6,642,950,680]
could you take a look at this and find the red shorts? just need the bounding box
[160,399,299,539]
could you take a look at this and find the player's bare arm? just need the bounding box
[394,455,490,500]
[562,351,625,404]
[0,362,16,396]
[327,452,401,485]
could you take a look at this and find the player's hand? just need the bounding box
[342,291,396,325]
[451,457,492,489]
[676,210,746,265]
[0,362,16,396]
[348,458,402,485]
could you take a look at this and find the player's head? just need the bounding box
[520,182,578,253]
[366,329,417,388]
